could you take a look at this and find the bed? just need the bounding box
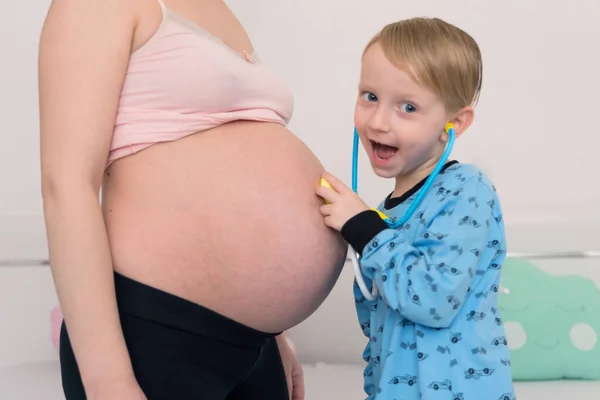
[1,221,600,399]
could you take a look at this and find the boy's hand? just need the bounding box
[316,172,369,231]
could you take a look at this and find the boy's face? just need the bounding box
[354,42,451,183]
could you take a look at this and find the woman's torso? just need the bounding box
[101,0,348,333]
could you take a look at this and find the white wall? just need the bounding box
[227,0,600,223]
[3,0,600,253]
[0,1,48,217]
[2,0,600,367]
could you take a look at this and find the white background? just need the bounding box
[2,0,600,259]
[1,0,600,386]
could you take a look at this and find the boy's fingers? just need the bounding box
[319,204,333,216]
[322,172,351,194]
[316,184,337,204]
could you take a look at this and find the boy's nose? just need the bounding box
[368,106,391,133]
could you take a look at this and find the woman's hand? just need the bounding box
[276,335,305,400]
[316,172,370,231]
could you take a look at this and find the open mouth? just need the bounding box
[371,140,398,161]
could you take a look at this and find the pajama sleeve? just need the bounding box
[342,177,500,328]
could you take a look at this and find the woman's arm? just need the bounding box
[39,0,141,396]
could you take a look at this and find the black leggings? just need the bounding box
[59,272,288,399]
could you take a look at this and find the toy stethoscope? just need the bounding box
[346,122,456,301]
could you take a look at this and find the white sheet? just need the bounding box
[2,361,599,399]
[302,363,600,399]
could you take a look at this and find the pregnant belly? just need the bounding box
[102,121,348,332]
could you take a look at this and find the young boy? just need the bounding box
[316,18,515,400]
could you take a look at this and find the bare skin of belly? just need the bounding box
[101,121,348,333]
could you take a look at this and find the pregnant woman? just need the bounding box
[38,0,347,399]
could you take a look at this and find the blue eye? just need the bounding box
[362,92,377,102]
[400,103,417,113]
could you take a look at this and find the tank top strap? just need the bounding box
[155,0,167,12]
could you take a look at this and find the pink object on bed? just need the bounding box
[50,306,62,352]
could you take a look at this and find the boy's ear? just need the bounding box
[442,106,474,142]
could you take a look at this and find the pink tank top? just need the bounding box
[107,0,294,167]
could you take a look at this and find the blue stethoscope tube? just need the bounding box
[350,124,456,300]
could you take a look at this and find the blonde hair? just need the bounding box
[364,18,483,112]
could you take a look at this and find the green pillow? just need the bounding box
[498,257,600,380]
